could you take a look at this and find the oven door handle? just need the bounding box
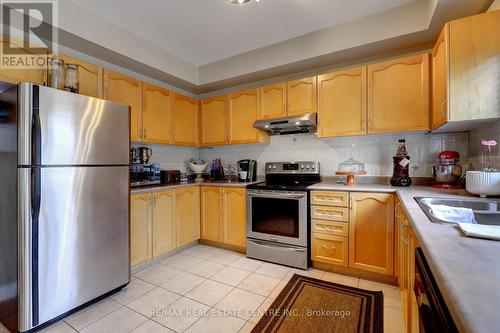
[249,239,306,252]
[248,192,306,199]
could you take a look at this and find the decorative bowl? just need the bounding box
[466,171,500,197]
[188,160,208,173]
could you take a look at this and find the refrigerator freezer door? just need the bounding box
[34,166,129,325]
[18,83,130,166]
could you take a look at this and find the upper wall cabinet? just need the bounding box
[142,83,172,144]
[259,77,317,120]
[432,10,500,131]
[260,83,287,119]
[367,53,430,134]
[228,89,268,144]
[317,67,367,138]
[172,93,199,147]
[57,54,103,98]
[287,77,317,116]
[103,70,143,142]
[201,96,228,146]
[0,35,47,85]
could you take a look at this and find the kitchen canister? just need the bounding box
[466,171,500,197]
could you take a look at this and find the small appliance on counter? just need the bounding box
[161,170,181,184]
[390,139,412,187]
[432,150,463,189]
[335,157,366,185]
[237,159,257,182]
[130,163,161,187]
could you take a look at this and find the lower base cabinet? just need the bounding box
[201,187,246,248]
[130,187,200,267]
[310,191,395,276]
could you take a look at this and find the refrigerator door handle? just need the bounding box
[32,85,41,165]
[30,167,41,326]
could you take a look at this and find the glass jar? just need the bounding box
[48,58,65,89]
[64,64,79,93]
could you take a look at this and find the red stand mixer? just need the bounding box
[432,151,463,189]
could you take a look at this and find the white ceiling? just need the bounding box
[74,0,413,66]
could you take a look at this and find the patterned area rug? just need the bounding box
[252,274,383,333]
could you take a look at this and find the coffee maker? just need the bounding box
[237,160,257,182]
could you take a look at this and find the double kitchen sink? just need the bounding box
[416,197,500,225]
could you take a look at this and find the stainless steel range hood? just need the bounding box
[253,113,317,135]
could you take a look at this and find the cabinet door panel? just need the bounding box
[367,54,429,134]
[152,190,176,257]
[172,93,199,146]
[431,25,449,129]
[131,193,151,266]
[57,54,103,98]
[318,67,366,137]
[0,35,47,84]
[104,70,142,142]
[223,188,246,247]
[311,191,349,207]
[287,77,316,116]
[349,192,394,275]
[143,83,172,144]
[260,83,286,119]
[176,187,201,247]
[201,187,223,242]
[201,96,228,146]
[228,89,263,144]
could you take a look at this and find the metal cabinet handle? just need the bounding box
[440,101,447,118]
[322,245,336,251]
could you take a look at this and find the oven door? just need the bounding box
[246,189,307,247]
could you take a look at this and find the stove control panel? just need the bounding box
[265,161,320,174]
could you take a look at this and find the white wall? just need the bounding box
[489,0,500,11]
[199,132,467,177]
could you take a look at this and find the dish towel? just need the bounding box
[458,223,500,241]
[429,205,477,224]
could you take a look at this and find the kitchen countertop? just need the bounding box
[310,181,500,333]
[131,180,262,194]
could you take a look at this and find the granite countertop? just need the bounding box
[130,180,262,194]
[311,181,500,333]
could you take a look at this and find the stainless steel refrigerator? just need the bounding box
[0,82,130,332]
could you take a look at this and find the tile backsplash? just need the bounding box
[199,132,468,177]
[131,143,198,172]
[467,119,500,171]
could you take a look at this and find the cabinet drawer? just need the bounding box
[312,219,348,237]
[311,191,348,207]
[311,233,348,266]
[311,205,348,222]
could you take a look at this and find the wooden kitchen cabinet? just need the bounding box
[200,187,223,242]
[130,193,151,266]
[103,70,142,142]
[317,67,367,137]
[311,233,348,267]
[260,83,287,119]
[367,53,429,134]
[57,54,103,98]
[311,205,348,222]
[222,188,246,247]
[349,192,394,275]
[431,10,500,130]
[201,186,247,249]
[176,187,200,247]
[172,93,199,146]
[228,89,267,144]
[0,35,47,85]
[142,83,172,144]
[201,96,228,146]
[287,76,317,116]
[311,191,349,207]
[152,190,176,257]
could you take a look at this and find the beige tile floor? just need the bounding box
[32,244,403,333]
